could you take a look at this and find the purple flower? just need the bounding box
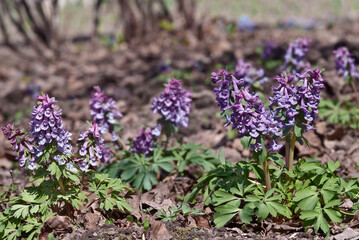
[270,69,326,132]
[90,86,123,141]
[66,162,77,172]
[333,47,359,80]
[131,126,160,156]
[281,38,311,74]
[234,60,268,88]
[267,140,282,152]
[1,124,35,169]
[77,123,109,171]
[211,69,241,112]
[30,95,72,159]
[223,86,282,151]
[261,39,278,59]
[152,79,192,128]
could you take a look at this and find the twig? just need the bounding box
[203,179,222,204]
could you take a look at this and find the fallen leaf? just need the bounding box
[39,216,73,240]
[331,228,359,240]
[149,221,172,240]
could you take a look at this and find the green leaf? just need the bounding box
[239,204,254,224]
[320,189,336,204]
[213,212,237,227]
[120,167,137,181]
[267,201,291,218]
[22,224,35,233]
[178,161,187,173]
[30,205,40,214]
[11,204,29,219]
[327,161,340,173]
[256,202,269,219]
[323,208,342,222]
[143,218,149,231]
[240,136,252,149]
[294,121,303,137]
[324,199,342,209]
[48,162,62,180]
[213,190,240,206]
[218,149,226,165]
[293,187,318,211]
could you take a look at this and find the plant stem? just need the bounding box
[288,130,296,172]
[117,137,127,150]
[261,159,271,191]
[58,177,72,218]
[350,80,359,105]
[285,141,290,170]
[58,177,66,195]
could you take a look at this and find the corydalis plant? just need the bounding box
[211,67,326,189]
[281,38,311,74]
[28,94,73,170]
[260,39,278,60]
[211,69,282,190]
[77,123,110,171]
[131,125,161,156]
[152,79,192,128]
[1,124,35,169]
[234,60,268,88]
[269,69,326,171]
[90,86,123,141]
[334,47,359,80]
[333,47,359,104]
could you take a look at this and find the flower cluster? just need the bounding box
[131,125,161,156]
[227,89,282,151]
[211,69,242,112]
[269,69,326,131]
[151,79,192,128]
[234,60,268,88]
[90,86,123,141]
[29,95,72,168]
[1,124,35,169]
[77,123,110,171]
[281,38,311,74]
[333,47,359,80]
[261,39,278,59]
[211,70,282,151]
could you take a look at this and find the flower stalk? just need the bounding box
[261,158,271,191]
[288,129,297,172]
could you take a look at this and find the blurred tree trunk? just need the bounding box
[0,0,60,59]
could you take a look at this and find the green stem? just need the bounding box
[58,177,72,218]
[261,159,271,191]
[58,177,66,195]
[339,209,355,216]
[288,129,296,172]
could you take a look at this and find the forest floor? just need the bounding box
[1,18,359,239]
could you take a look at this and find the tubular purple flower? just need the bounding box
[131,126,160,156]
[234,60,268,88]
[77,123,109,171]
[281,38,311,74]
[261,39,278,59]
[211,69,243,112]
[1,124,35,169]
[151,79,192,128]
[30,94,72,159]
[270,69,326,132]
[333,47,359,80]
[90,86,123,141]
